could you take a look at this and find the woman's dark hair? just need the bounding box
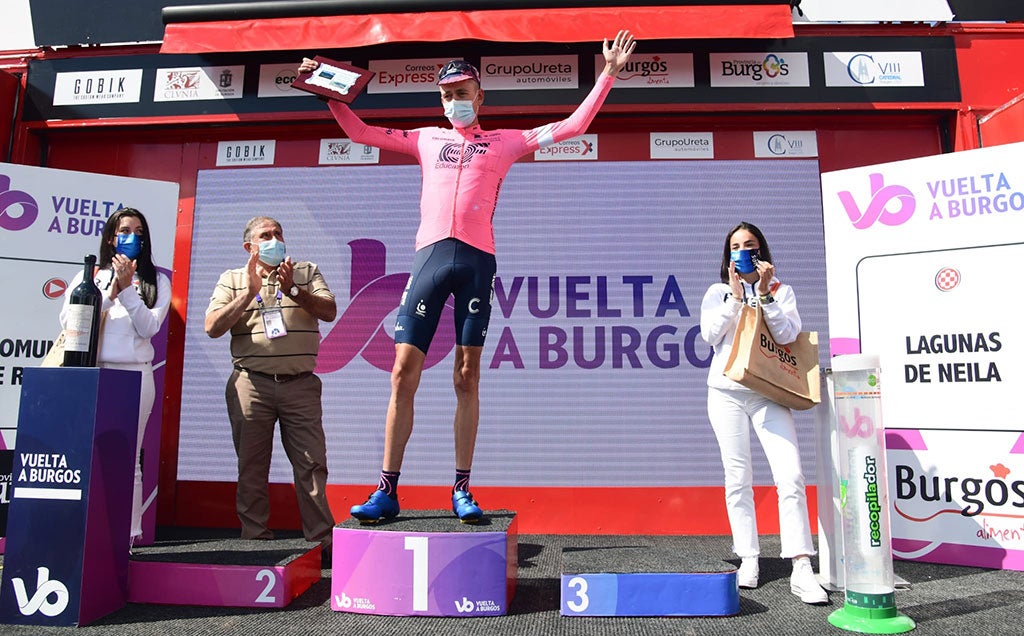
[719,221,774,283]
[99,207,159,309]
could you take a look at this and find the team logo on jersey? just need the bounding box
[437,142,491,166]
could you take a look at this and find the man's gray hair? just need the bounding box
[243,216,283,242]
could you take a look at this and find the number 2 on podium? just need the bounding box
[404,536,429,611]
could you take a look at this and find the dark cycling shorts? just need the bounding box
[395,238,497,354]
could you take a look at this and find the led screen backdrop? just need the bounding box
[179,160,827,488]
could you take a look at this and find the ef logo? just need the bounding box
[11,567,70,617]
[0,174,40,232]
[837,173,915,229]
[316,239,456,373]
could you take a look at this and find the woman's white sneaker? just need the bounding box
[737,557,759,589]
[790,558,828,604]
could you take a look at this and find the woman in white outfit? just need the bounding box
[699,221,827,604]
[60,207,171,546]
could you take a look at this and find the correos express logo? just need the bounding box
[0,174,40,231]
[837,172,916,229]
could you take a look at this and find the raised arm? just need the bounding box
[299,57,420,156]
[519,30,636,151]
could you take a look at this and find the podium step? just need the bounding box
[560,546,739,616]
[128,533,320,608]
[331,510,517,616]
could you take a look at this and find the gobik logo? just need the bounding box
[837,172,916,229]
[316,239,456,373]
[0,174,40,231]
[11,567,70,617]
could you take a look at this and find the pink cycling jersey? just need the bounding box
[328,72,616,255]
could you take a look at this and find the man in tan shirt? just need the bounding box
[205,216,336,559]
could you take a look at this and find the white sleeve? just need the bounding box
[116,272,172,339]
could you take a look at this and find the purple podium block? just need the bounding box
[128,534,321,608]
[0,368,139,627]
[331,510,517,616]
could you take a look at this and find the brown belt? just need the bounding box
[234,366,313,383]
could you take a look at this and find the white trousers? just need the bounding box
[101,361,154,538]
[707,387,815,559]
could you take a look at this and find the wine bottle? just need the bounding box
[63,254,102,367]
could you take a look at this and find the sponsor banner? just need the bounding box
[824,52,925,87]
[257,62,309,98]
[481,55,578,91]
[178,160,828,488]
[318,139,381,165]
[710,52,810,88]
[822,141,1024,570]
[153,66,244,102]
[650,133,714,159]
[821,141,1024,360]
[753,131,818,158]
[215,140,276,166]
[533,134,597,161]
[594,53,694,89]
[368,58,448,94]
[888,429,1024,568]
[52,69,143,106]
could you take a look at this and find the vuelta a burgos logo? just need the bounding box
[12,567,70,617]
[0,174,40,231]
[316,239,456,373]
[837,173,916,229]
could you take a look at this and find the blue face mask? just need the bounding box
[258,238,286,267]
[116,233,143,260]
[730,249,760,274]
[443,99,477,128]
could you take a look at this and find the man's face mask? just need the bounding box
[258,238,286,267]
[444,99,477,128]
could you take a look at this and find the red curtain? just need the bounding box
[161,5,793,53]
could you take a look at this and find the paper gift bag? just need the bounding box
[723,303,821,410]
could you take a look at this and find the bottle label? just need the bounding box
[65,304,94,352]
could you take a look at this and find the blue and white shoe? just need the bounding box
[452,490,483,523]
[350,490,399,524]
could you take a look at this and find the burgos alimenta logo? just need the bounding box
[837,172,916,229]
[0,174,40,231]
[894,461,1024,542]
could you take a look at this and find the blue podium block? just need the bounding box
[0,367,140,627]
[560,546,739,617]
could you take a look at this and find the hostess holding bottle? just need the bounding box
[63,254,102,367]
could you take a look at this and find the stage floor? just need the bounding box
[2,529,1022,635]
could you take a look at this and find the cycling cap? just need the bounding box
[437,60,481,85]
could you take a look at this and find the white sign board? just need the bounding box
[821,141,1024,569]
